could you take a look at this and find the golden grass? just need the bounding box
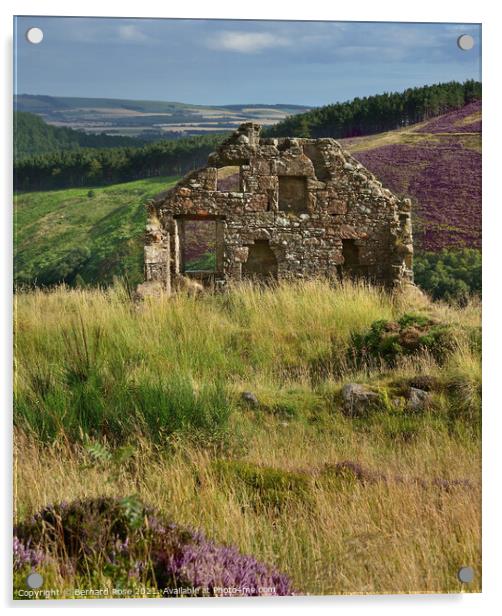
[14,424,481,595]
[13,280,482,595]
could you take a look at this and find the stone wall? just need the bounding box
[142,122,413,294]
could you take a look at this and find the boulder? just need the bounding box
[341,383,379,417]
[406,387,432,413]
[135,280,164,300]
[241,391,259,408]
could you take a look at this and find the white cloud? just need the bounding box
[117,24,148,43]
[207,31,291,53]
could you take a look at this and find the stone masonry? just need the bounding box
[141,122,413,294]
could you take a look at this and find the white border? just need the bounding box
[2,1,500,614]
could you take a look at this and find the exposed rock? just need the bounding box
[406,387,432,413]
[136,280,165,300]
[341,383,380,417]
[241,391,259,408]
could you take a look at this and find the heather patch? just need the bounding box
[13,536,47,572]
[354,139,481,251]
[416,101,481,134]
[14,497,294,597]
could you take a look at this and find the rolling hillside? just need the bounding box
[14,103,481,289]
[14,94,310,140]
[14,176,178,288]
[344,101,481,251]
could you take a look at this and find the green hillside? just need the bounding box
[14,98,481,298]
[14,112,145,159]
[14,176,179,288]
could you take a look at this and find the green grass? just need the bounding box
[185,251,217,272]
[14,280,481,596]
[14,176,179,288]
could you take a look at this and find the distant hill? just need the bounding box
[14,94,311,140]
[14,111,146,159]
[15,94,309,114]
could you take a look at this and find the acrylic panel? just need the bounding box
[13,16,482,599]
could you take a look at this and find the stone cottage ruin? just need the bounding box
[140,122,413,295]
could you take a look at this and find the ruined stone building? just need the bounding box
[141,123,413,295]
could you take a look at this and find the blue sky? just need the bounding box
[14,17,481,106]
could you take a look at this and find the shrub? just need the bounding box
[350,313,457,366]
[14,497,294,597]
[414,249,481,304]
[13,536,46,571]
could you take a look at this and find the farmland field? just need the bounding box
[15,94,310,139]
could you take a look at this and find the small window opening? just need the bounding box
[242,240,278,281]
[217,166,240,192]
[182,220,217,273]
[342,239,360,268]
[337,239,363,281]
[278,176,308,214]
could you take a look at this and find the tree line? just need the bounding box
[14,111,148,160]
[14,134,227,191]
[265,80,481,139]
[14,81,481,191]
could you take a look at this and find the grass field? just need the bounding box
[14,280,481,597]
[14,176,179,288]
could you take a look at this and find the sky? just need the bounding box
[13,17,481,107]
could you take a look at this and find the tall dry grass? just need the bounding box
[14,426,481,595]
[13,280,482,595]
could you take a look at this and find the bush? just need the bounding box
[14,497,294,596]
[414,249,481,304]
[350,313,457,366]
